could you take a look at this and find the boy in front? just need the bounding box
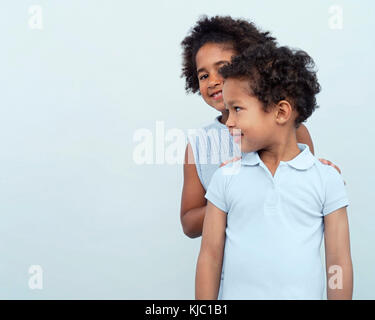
[195,43,353,300]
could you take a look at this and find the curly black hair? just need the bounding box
[219,43,321,126]
[180,15,276,94]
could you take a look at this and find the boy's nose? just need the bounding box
[225,111,235,129]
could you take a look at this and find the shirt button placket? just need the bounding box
[264,170,280,216]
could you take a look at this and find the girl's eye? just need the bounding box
[199,74,208,81]
[234,106,241,112]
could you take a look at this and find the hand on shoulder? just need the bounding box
[219,156,242,168]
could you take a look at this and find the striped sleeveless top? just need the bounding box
[188,115,241,190]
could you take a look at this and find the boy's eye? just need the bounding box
[199,74,208,81]
[234,106,242,112]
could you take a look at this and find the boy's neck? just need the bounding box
[258,131,301,176]
[219,110,229,125]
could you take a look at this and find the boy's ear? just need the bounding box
[274,100,294,125]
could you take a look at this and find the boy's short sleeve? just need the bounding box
[323,166,349,216]
[205,168,228,213]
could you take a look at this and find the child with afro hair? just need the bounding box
[195,43,353,300]
[180,15,340,235]
[179,15,343,299]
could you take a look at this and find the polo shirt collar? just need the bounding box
[240,150,261,166]
[240,143,315,170]
[284,143,315,170]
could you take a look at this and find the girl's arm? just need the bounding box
[289,124,344,174]
[296,123,315,155]
[180,143,206,238]
[195,200,227,300]
[324,207,353,300]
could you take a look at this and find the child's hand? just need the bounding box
[318,158,341,174]
[318,158,346,185]
[219,156,242,168]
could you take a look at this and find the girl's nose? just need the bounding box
[208,74,222,88]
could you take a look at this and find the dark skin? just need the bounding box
[180,42,341,238]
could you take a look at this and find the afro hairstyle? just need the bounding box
[180,15,276,94]
[219,43,321,127]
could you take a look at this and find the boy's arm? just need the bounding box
[180,143,207,238]
[195,200,227,300]
[324,207,353,300]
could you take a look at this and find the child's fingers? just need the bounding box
[332,164,342,174]
[318,158,342,174]
[219,160,228,168]
[220,157,241,167]
[318,158,330,165]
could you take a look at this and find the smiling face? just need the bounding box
[223,77,277,153]
[195,42,237,112]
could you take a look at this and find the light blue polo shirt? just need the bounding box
[205,143,349,300]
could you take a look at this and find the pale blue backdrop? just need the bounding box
[0,0,374,299]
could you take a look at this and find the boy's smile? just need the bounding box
[195,42,236,113]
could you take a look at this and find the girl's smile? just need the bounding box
[210,90,223,101]
[195,42,236,112]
